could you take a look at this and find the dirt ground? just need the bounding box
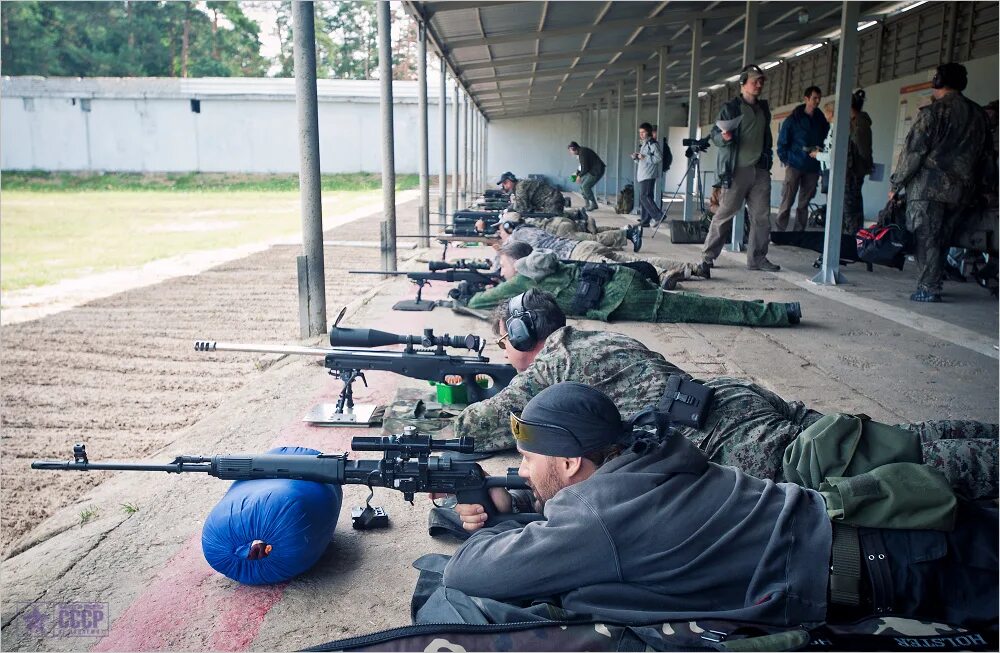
[0,196,426,558]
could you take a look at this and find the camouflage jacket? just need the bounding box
[890,92,995,203]
[507,225,578,258]
[454,327,681,451]
[511,178,566,214]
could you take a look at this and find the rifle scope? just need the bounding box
[428,260,491,272]
[352,434,475,455]
[330,326,480,352]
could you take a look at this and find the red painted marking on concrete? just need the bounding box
[207,584,288,652]
[92,309,441,651]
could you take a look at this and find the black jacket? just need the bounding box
[710,96,773,189]
[577,147,606,177]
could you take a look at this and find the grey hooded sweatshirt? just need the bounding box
[443,433,832,626]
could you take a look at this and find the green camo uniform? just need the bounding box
[890,91,995,293]
[454,326,998,498]
[511,178,566,214]
[467,258,790,327]
[531,216,625,248]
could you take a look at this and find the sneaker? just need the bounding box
[702,259,715,269]
[661,275,679,291]
[627,224,643,252]
[910,289,943,303]
[748,259,781,272]
[785,302,802,324]
[696,261,712,279]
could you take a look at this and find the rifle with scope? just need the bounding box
[195,309,515,416]
[32,430,543,529]
[349,267,501,306]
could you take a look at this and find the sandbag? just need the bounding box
[201,446,342,585]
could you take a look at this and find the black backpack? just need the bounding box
[662,138,673,172]
[615,183,634,214]
[856,223,910,270]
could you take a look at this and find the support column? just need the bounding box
[439,60,447,220]
[730,0,757,249]
[615,81,623,205]
[655,45,667,208]
[683,19,702,222]
[417,21,429,247]
[453,81,460,211]
[463,92,470,203]
[812,0,859,285]
[483,114,489,191]
[292,0,326,337]
[603,93,611,204]
[634,65,644,204]
[377,0,397,272]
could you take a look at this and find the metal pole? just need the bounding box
[291,0,326,337]
[483,114,489,190]
[683,19,702,222]
[602,93,611,204]
[655,45,667,209]
[812,0,859,286]
[464,92,471,202]
[417,21,429,247]
[730,0,757,249]
[439,58,447,220]
[634,64,644,200]
[615,81,623,202]
[377,0,397,272]
[453,80,460,211]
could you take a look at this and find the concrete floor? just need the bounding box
[1,191,996,651]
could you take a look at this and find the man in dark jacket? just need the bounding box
[701,64,780,271]
[844,89,874,234]
[776,86,830,231]
[889,63,996,302]
[568,141,605,211]
[428,383,998,628]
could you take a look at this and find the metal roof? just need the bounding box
[404,1,899,120]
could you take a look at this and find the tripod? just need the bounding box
[650,149,706,239]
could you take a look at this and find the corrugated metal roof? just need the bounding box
[405,0,899,119]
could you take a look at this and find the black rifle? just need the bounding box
[349,268,501,307]
[196,310,515,415]
[32,433,542,528]
[394,234,499,259]
[427,259,493,272]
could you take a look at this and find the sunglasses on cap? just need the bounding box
[509,412,582,448]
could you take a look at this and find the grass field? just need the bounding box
[1,172,419,292]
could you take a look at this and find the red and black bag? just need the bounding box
[856,223,911,270]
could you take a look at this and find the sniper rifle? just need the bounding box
[33,431,542,529]
[349,268,501,308]
[195,309,515,416]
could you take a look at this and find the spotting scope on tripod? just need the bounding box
[650,137,710,239]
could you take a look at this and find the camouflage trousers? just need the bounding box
[569,240,703,285]
[536,217,625,248]
[907,200,960,293]
[842,173,865,235]
[677,377,998,499]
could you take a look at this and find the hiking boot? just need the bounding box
[910,289,943,303]
[696,261,712,279]
[661,275,679,291]
[587,202,599,211]
[748,259,781,272]
[702,259,715,269]
[785,302,802,325]
[627,224,643,252]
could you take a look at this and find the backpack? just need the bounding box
[615,183,634,214]
[856,223,911,270]
[662,138,673,172]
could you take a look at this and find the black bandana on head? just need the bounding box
[511,382,625,457]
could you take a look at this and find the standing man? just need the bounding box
[775,86,830,231]
[889,63,995,302]
[567,142,605,211]
[843,89,874,235]
[632,122,661,227]
[496,171,566,215]
[701,65,779,272]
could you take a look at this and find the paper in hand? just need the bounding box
[716,116,742,133]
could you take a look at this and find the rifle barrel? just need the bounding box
[347,271,409,276]
[194,341,330,357]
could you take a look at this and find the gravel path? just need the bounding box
[0,197,425,557]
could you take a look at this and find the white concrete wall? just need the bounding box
[1,83,459,174]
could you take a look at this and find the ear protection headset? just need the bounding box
[505,293,538,351]
[738,64,764,85]
[501,220,518,234]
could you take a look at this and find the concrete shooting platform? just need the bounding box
[2,192,997,651]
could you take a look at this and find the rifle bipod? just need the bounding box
[393,278,437,312]
[301,368,380,427]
